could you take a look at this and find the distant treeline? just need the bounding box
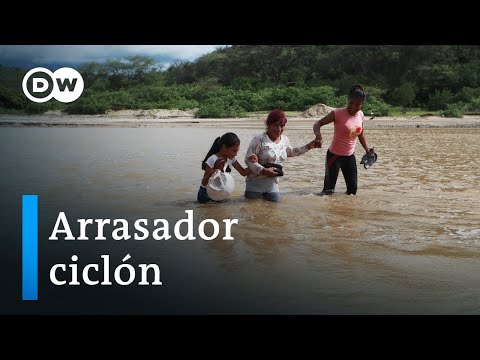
[1,45,480,117]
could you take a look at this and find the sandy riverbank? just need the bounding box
[1,109,480,129]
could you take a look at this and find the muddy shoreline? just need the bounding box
[1,112,480,129]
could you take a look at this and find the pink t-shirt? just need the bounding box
[329,108,364,156]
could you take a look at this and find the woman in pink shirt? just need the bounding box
[313,84,374,196]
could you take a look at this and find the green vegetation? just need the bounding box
[1,46,480,118]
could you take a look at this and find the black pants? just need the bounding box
[197,186,211,203]
[197,186,225,204]
[322,149,358,195]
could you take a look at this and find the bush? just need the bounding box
[264,87,301,111]
[64,98,108,114]
[452,87,480,104]
[465,97,480,112]
[441,103,465,117]
[196,97,246,118]
[363,95,392,116]
[299,86,338,109]
[426,89,454,111]
[387,82,416,107]
[0,85,26,109]
[24,103,51,114]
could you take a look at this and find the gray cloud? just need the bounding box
[0,45,227,66]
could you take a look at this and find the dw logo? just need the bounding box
[22,67,84,103]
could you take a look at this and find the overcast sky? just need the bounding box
[0,45,227,69]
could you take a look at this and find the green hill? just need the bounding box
[0,65,25,92]
[1,46,480,117]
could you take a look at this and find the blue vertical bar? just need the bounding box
[22,195,38,301]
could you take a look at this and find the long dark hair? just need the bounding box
[201,132,240,172]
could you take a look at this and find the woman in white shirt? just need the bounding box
[244,110,319,202]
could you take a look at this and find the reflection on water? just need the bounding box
[1,126,480,314]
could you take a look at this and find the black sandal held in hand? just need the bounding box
[263,163,284,176]
[360,150,378,169]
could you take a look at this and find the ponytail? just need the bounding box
[201,137,223,170]
[201,132,240,170]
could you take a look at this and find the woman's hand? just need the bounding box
[261,167,278,177]
[202,166,216,186]
[248,154,258,163]
[213,158,226,172]
[307,139,321,150]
